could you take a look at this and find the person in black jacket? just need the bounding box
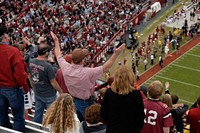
[100,65,145,133]
[170,95,188,133]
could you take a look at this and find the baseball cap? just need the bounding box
[139,85,148,97]
[71,48,89,64]
[0,26,7,37]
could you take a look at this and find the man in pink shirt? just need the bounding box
[51,32,125,121]
[55,54,72,93]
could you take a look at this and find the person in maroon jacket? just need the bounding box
[141,80,174,133]
[186,97,200,133]
[0,27,28,132]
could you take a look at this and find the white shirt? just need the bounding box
[151,55,154,60]
[159,56,162,61]
[144,59,148,65]
[165,45,169,53]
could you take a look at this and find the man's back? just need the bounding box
[29,58,56,97]
[0,44,27,87]
[142,99,173,133]
[57,56,103,100]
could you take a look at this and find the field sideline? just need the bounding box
[142,44,200,106]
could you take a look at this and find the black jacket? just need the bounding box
[100,89,145,133]
[171,104,188,131]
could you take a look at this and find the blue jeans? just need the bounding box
[0,87,25,132]
[33,95,56,123]
[73,97,90,122]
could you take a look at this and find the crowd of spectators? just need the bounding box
[0,0,200,133]
[0,0,149,66]
[1,24,200,133]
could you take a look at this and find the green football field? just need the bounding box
[142,44,200,106]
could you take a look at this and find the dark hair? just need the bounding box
[171,95,179,104]
[38,44,50,55]
[0,27,7,42]
[139,86,148,97]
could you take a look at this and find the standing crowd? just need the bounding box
[0,0,200,133]
[0,26,200,133]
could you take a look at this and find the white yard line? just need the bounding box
[179,99,194,104]
[140,45,199,85]
[171,64,200,72]
[186,53,200,58]
[155,75,200,88]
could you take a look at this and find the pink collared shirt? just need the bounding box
[57,55,103,100]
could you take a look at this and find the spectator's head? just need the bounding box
[139,85,148,97]
[71,48,88,64]
[85,104,102,124]
[171,95,179,104]
[148,80,163,99]
[162,94,173,108]
[111,65,135,95]
[38,43,51,57]
[43,93,76,133]
[0,26,8,42]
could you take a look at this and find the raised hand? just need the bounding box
[114,43,126,55]
[165,82,170,89]
[37,37,45,43]
[50,31,59,43]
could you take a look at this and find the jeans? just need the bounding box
[33,95,56,123]
[73,97,90,122]
[0,87,25,132]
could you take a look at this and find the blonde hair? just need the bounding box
[148,80,163,99]
[162,94,173,108]
[111,65,135,95]
[43,94,76,133]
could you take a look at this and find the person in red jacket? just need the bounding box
[186,97,200,133]
[0,27,28,132]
